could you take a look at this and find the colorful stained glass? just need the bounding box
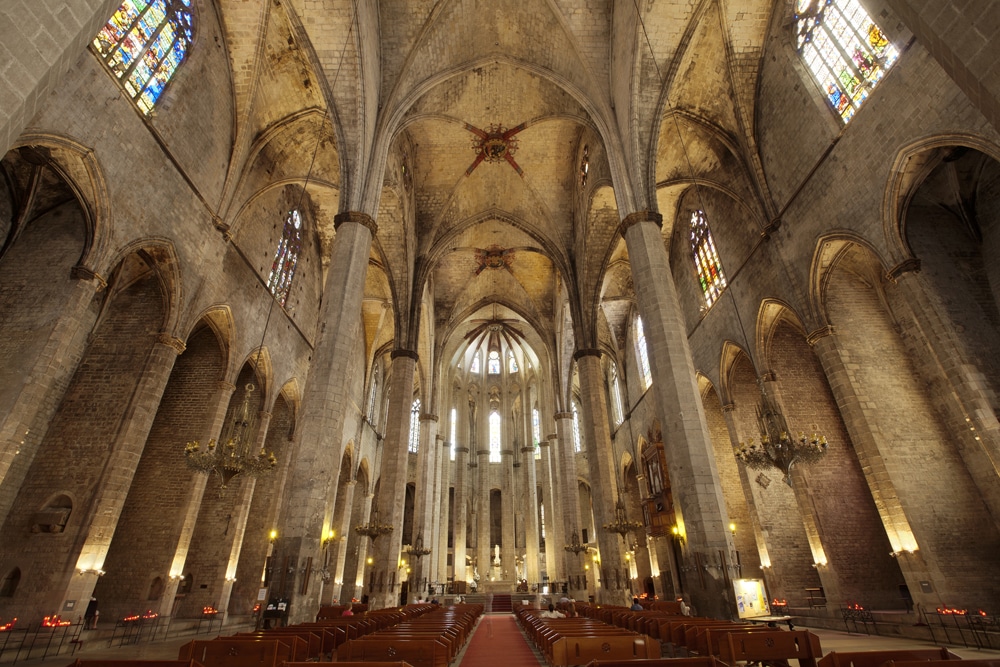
[489,411,502,462]
[508,350,518,373]
[266,210,302,307]
[471,352,480,374]
[636,316,652,390]
[409,399,421,453]
[92,0,192,115]
[795,0,898,123]
[532,408,541,459]
[690,210,727,308]
[488,350,501,374]
[572,403,582,453]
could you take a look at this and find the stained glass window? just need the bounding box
[470,352,480,374]
[795,0,899,123]
[636,316,652,390]
[267,210,303,307]
[690,210,727,307]
[367,365,380,423]
[489,411,501,463]
[408,399,421,453]
[572,403,582,453]
[580,145,590,187]
[93,0,193,115]
[450,407,457,461]
[508,351,518,373]
[532,408,541,460]
[488,350,501,375]
[609,362,624,426]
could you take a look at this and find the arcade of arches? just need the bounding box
[1,0,999,627]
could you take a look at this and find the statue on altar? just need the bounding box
[493,544,501,566]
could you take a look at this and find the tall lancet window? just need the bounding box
[691,210,727,308]
[532,408,541,460]
[572,402,582,453]
[795,0,899,123]
[92,0,194,114]
[367,365,380,423]
[508,351,518,373]
[609,362,624,426]
[489,411,502,462]
[408,399,421,453]
[267,209,303,307]
[470,352,481,374]
[636,316,652,390]
[488,350,501,375]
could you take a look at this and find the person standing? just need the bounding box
[84,597,99,630]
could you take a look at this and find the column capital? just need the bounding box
[420,413,439,422]
[806,325,835,346]
[390,348,419,361]
[156,333,187,355]
[346,479,358,487]
[618,210,662,237]
[538,440,550,448]
[721,403,737,414]
[217,381,237,394]
[440,437,449,446]
[572,348,602,361]
[758,370,777,383]
[70,265,107,291]
[334,211,378,236]
[476,449,491,457]
[520,446,535,454]
[456,446,470,453]
[258,410,272,421]
[501,449,514,456]
[886,258,921,283]
[553,412,573,420]
[545,433,558,441]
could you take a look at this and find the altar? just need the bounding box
[481,580,515,593]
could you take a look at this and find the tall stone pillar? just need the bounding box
[500,445,516,582]
[620,211,734,619]
[720,405,771,574]
[61,333,185,612]
[434,434,450,590]
[519,443,541,583]
[328,479,357,603]
[410,413,438,600]
[369,349,418,609]
[343,491,374,602]
[453,440,469,587]
[278,212,377,620]
[537,440,560,582]
[575,350,632,606]
[476,445,491,586]
[554,412,585,599]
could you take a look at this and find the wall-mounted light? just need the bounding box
[729,523,736,536]
[269,530,278,543]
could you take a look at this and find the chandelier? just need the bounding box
[735,386,828,485]
[354,506,393,542]
[405,533,432,560]
[563,530,590,556]
[602,496,644,541]
[185,382,277,489]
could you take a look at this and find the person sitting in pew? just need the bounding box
[540,603,565,619]
[631,597,644,611]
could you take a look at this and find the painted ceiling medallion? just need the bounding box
[474,245,516,275]
[465,122,527,177]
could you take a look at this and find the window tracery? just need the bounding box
[690,210,727,308]
[489,411,501,462]
[636,316,652,390]
[508,350,518,373]
[267,210,303,307]
[609,362,624,426]
[450,407,457,461]
[572,402,582,453]
[470,352,480,374]
[795,0,898,123]
[488,350,501,375]
[93,0,193,114]
[532,407,541,460]
[408,399,421,453]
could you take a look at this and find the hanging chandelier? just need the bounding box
[185,382,277,489]
[602,496,644,541]
[734,386,828,485]
[563,530,590,556]
[405,533,432,560]
[354,506,393,542]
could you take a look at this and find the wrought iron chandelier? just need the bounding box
[405,533,432,560]
[603,496,644,541]
[354,505,393,542]
[563,530,590,556]
[734,387,828,486]
[185,381,277,489]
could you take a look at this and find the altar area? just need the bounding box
[480,580,516,593]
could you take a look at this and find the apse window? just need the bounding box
[532,407,541,460]
[267,210,303,307]
[795,0,899,123]
[635,316,652,390]
[408,399,421,453]
[508,351,518,374]
[489,411,502,462]
[609,362,624,427]
[690,210,727,308]
[450,407,457,461]
[572,402,582,453]
[92,0,194,115]
[488,350,501,375]
[470,352,481,374]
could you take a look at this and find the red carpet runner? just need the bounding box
[459,614,542,667]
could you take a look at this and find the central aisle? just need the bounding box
[459,614,543,667]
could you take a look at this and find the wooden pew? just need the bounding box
[584,658,721,667]
[179,638,293,667]
[549,633,659,666]
[720,630,823,667]
[886,662,1000,667]
[818,648,962,667]
[281,663,410,667]
[337,635,450,667]
[235,629,324,660]
[65,662,203,667]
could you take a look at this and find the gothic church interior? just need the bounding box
[1,0,999,627]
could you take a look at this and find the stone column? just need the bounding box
[277,212,377,621]
[620,211,734,619]
[369,349,418,609]
[434,434,450,590]
[519,443,541,584]
[720,404,772,574]
[554,412,585,599]
[60,333,185,612]
[476,445,491,587]
[575,350,632,606]
[410,412,438,601]
[328,480,357,603]
[500,445,515,583]
[453,444,469,587]
[537,440,560,581]
[159,379,236,617]
[344,491,374,602]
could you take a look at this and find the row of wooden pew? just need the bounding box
[515,606,660,666]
